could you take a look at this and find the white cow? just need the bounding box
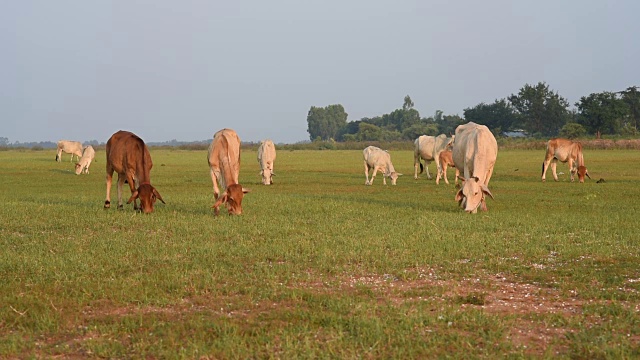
[56,140,83,162]
[452,122,498,213]
[75,145,95,175]
[257,139,276,185]
[363,146,402,185]
[413,134,455,180]
[208,128,250,215]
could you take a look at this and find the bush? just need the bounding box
[559,123,587,139]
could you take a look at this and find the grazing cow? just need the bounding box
[413,134,455,180]
[104,130,165,214]
[453,122,498,213]
[542,138,591,183]
[435,149,459,185]
[363,146,402,185]
[75,145,95,175]
[208,128,250,215]
[257,139,276,185]
[56,140,83,162]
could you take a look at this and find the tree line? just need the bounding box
[307,83,640,141]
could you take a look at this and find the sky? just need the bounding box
[2,0,639,144]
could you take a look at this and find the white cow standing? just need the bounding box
[56,140,83,162]
[413,134,455,180]
[257,140,276,185]
[452,122,498,213]
[75,145,95,175]
[363,146,402,185]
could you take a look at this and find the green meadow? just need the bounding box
[1,148,639,358]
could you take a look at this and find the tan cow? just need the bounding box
[56,140,83,162]
[453,122,498,213]
[75,145,95,175]
[257,139,276,185]
[413,134,455,180]
[435,149,459,185]
[542,138,591,183]
[208,128,250,215]
[363,146,402,185]
[104,130,165,214]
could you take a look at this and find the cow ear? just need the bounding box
[396,173,403,176]
[271,172,276,176]
[153,188,166,204]
[457,175,466,183]
[585,171,591,179]
[242,187,251,194]
[127,191,139,204]
[481,185,494,200]
[455,189,464,203]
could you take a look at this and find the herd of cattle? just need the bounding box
[54,122,589,215]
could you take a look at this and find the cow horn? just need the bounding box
[242,187,251,194]
[457,175,467,182]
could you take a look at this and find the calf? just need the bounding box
[435,149,459,185]
[104,131,165,214]
[208,128,250,215]
[75,145,95,175]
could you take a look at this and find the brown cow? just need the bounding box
[207,128,250,215]
[435,149,459,185]
[542,138,591,183]
[104,130,165,214]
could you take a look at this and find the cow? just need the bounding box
[363,146,402,185]
[104,130,165,214]
[435,149,459,185]
[208,128,250,215]
[452,122,498,213]
[257,139,276,185]
[56,140,83,162]
[75,145,95,175]
[542,138,591,183]
[413,134,455,180]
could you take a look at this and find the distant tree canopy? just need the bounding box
[307,84,639,143]
[306,104,348,141]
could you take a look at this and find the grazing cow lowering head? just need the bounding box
[455,176,495,213]
[542,138,590,183]
[576,166,591,183]
[212,184,251,216]
[127,183,165,214]
[208,128,250,215]
[452,122,498,213]
[104,130,165,214]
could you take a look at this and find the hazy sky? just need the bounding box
[3,1,639,144]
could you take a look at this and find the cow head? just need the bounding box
[260,168,275,185]
[577,166,591,183]
[386,171,403,185]
[212,184,251,215]
[455,176,494,213]
[74,163,83,175]
[127,183,165,214]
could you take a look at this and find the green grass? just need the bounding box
[1,148,639,358]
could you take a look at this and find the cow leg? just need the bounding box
[413,155,419,180]
[551,160,558,181]
[105,171,113,208]
[370,166,378,185]
[568,159,575,182]
[364,161,371,185]
[127,171,138,210]
[541,155,553,182]
[210,168,220,199]
[56,149,62,162]
[116,175,125,209]
[425,162,432,180]
[443,164,449,185]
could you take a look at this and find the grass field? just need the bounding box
[1,148,639,358]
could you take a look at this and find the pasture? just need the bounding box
[1,148,639,358]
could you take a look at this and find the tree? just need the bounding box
[306,104,348,141]
[436,114,465,135]
[463,99,518,135]
[575,91,629,136]
[0,137,8,146]
[619,86,640,132]
[403,95,414,111]
[508,82,569,136]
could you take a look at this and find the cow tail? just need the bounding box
[541,162,544,176]
[419,161,424,174]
